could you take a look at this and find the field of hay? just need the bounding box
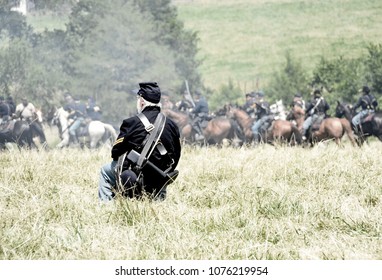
[1,130,381,259]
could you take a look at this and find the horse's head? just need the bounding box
[225,104,238,119]
[335,101,352,118]
[52,107,70,132]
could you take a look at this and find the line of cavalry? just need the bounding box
[1,86,381,151]
[161,86,382,148]
[0,95,118,151]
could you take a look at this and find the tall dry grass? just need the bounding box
[1,138,381,260]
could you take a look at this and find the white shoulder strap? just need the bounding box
[137,113,154,132]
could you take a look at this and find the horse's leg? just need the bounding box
[57,132,70,148]
[88,121,105,148]
[340,118,356,147]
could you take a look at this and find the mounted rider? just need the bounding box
[64,94,87,144]
[301,89,330,140]
[86,97,102,121]
[6,96,16,116]
[291,92,306,110]
[251,92,273,144]
[177,91,193,112]
[0,96,11,126]
[15,96,48,145]
[351,85,378,134]
[243,92,256,118]
[190,89,209,141]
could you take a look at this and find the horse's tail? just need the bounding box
[229,119,245,144]
[103,123,118,144]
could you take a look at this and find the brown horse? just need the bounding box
[226,105,302,145]
[162,109,193,142]
[162,108,242,145]
[286,104,305,131]
[311,117,356,146]
[287,105,355,146]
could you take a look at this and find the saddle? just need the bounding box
[311,115,325,131]
[260,116,275,134]
[200,119,209,129]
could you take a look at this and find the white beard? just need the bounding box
[136,98,142,114]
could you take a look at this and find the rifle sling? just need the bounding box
[136,112,166,169]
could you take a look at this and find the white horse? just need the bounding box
[53,107,117,149]
[270,100,287,120]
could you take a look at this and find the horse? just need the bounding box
[286,104,305,131]
[226,105,302,145]
[162,108,243,146]
[53,107,117,149]
[310,117,356,147]
[335,101,382,145]
[0,119,36,150]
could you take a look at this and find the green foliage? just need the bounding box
[0,0,19,10]
[64,0,179,120]
[134,0,202,91]
[267,52,309,105]
[0,7,28,38]
[0,0,202,121]
[364,43,382,94]
[311,56,365,105]
[209,79,242,111]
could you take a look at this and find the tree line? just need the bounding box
[1,1,382,122]
[0,0,201,123]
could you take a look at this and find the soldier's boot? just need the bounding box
[355,124,361,135]
[71,135,79,146]
[301,128,307,141]
[252,132,260,145]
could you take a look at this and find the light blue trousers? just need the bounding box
[69,117,84,136]
[98,161,118,201]
[352,110,373,127]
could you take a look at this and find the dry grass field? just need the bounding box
[1,130,381,259]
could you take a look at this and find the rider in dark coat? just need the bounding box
[352,85,378,132]
[302,89,330,139]
[64,95,87,144]
[190,90,209,141]
[251,95,272,144]
[86,97,102,121]
[98,82,181,201]
[0,96,11,124]
[6,96,16,115]
[243,92,256,118]
[177,92,193,112]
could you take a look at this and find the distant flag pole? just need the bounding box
[184,80,195,107]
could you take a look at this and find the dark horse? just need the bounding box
[335,101,382,145]
[162,108,243,146]
[0,120,36,150]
